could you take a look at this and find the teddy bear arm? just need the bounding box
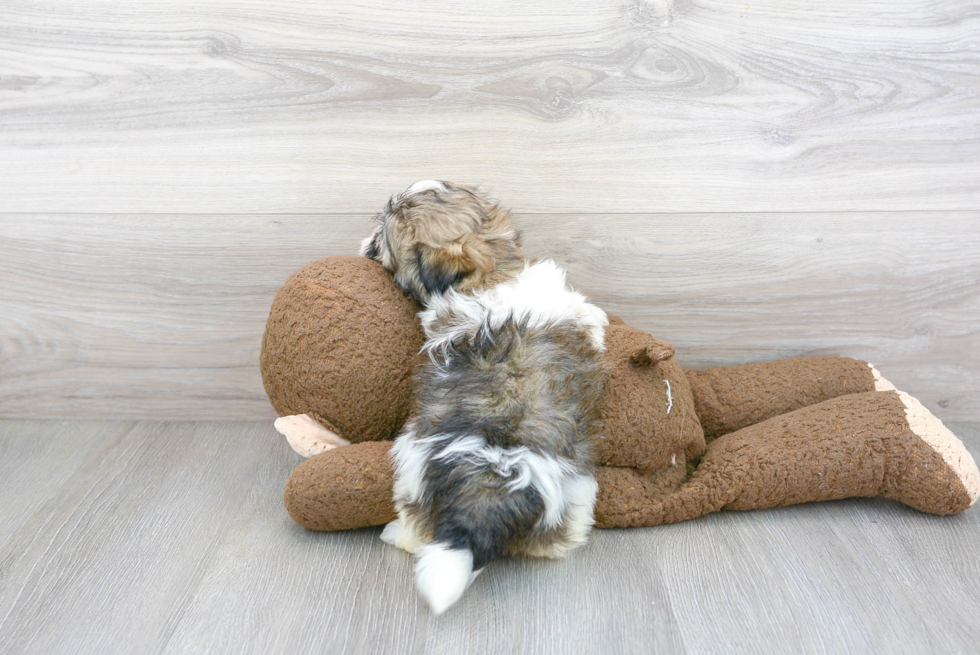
[275,414,351,458]
[684,356,879,441]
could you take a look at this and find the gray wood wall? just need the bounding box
[2,0,978,421]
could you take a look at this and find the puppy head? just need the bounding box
[361,180,524,303]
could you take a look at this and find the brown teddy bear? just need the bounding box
[262,256,979,532]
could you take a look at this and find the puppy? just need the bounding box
[361,180,608,614]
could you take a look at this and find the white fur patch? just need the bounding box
[419,260,608,356]
[519,452,580,527]
[380,519,404,547]
[431,435,489,464]
[390,424,435,506]
[380,518,424,554]
[557,473,599,551]
[414,543,474,615]
[430,434,593,530]
[406,179,446,195]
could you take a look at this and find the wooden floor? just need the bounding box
[0,419,977,655]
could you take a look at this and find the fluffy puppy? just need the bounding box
[361,180,608,614]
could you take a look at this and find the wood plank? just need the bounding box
[163,517,688,654]
[1,212,977,420]
[838,423,980,653]
[0,420,131,552]
[1,0,978,213]
[658,422,980,654]
[655,495,980,653]
[533,213,980,421]
[0,420,277,655]
[0,214,354,421]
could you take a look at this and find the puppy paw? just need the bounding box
[381,519,423,553]
[274,414,350,458]
[380,520,404,546]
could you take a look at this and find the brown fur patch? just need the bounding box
[370,183,525,301]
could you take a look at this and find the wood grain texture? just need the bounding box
[0,420,130,553]
[0,420,977,654]
[2,213,977,420]
[530,213,980,421]
[1,0,979,213]
[0,421,278,654]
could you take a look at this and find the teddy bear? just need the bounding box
[261,256,979,532]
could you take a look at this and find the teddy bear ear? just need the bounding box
[629,339,676,367]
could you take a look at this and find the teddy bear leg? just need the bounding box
[712,390,978,515]
[274,414,351,458]
[594,457,727,528]
[284,441,397,531]
[880,390,979,513]
[594,390,979,528]
[684,356,880,440]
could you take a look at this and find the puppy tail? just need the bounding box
[414,542,478,615]
[415,486,542,615]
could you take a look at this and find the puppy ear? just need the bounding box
[414,242,478,296]
[360,226,381,260]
